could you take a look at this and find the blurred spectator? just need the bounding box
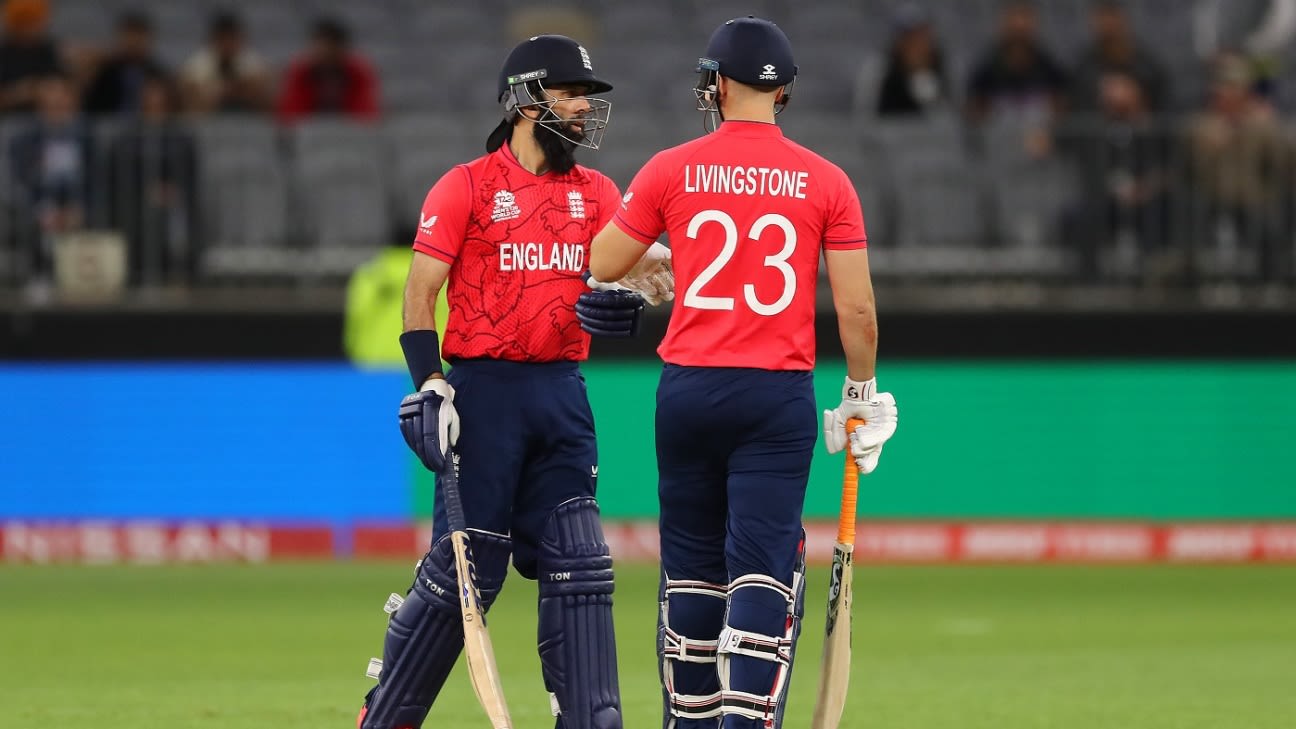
[966,0,1068,124]
[1186,54,1291,279]
[876,3,952,116]
[1070,0,1169,113]
[82,12,167,115]
[107,74,200,285]
[1194,0,1296,101]
[1060,71,1174,278]
[8,73,92,280]
[276,18,379,124]
[0,0,63,114]
[180,12,271,114]
[1194,0,1296,58]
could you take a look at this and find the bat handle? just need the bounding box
[838,418,865,545]
[440,449,467,533]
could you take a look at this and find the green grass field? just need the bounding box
[5,563,1295,728]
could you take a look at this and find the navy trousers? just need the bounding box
[435,358,598,579]
[655,365,817,589]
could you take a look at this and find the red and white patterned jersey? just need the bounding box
[413,142,621,362]
[613,120,868,371]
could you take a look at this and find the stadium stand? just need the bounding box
[1,0,1294,291]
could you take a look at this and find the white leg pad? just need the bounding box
[660,578,728,724]
[716,573,801,725]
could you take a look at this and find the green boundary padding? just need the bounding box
[413,361,1296,520]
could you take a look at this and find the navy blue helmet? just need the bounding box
[695,16,797,129]
[487,34,613,152]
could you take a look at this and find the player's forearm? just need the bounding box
[837,303,878,382]
[589,223,649,282]
[402,252,452,333]
[399,279,444,385]
[824,248,878,381]
[402,279,438,333]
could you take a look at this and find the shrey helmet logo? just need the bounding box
[759,64,779,81]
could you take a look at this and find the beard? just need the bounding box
[533,114,584,174]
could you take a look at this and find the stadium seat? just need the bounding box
[782,3,878,47]
[294,2,400,45]
[48,2,112,44]
[850,52,887,118]
[382,112,497,228]
[218,4,307,68]
[595,41,699,116]
[789,44,868,112]
[865,113,970,173]
[989,158,1081,252]
[193,118,290,270]
[408,5,505,46]
[778,112,864,163]
[690,0,781,35]
[597,111,680,189]
[290,121,392,254]
[597,5,678,44]
[892,161,991,249]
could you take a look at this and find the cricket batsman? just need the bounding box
[586,16,900,729]
[357,34,671,729]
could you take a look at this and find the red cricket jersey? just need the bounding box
[613,120,867,371]
[413,142,621,362]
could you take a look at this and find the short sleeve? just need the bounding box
[823,167,868,250]
[593,172,621,231]
[612,153,669,245]
[412,165,472,263]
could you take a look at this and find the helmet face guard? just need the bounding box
[693,56,794,134]
[694,58,722,134]
[504,70,612,151]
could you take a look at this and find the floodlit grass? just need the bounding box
[4,563,1295,728]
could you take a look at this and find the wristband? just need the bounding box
[843,376,877,401]
[400,330,443,389]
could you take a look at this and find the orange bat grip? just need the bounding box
[838,418,865,544]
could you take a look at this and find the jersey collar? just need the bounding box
[716,120,784,138]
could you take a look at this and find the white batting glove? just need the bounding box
[585,276,631,293]
[847,399,897,474]
[619,242,674,306]
[823,377,898,475]
[420,377,460,450]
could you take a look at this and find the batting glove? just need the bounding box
[576,285,645,337]
[823,376,898,475]
[398,378,460,473]
[620,242,675,306]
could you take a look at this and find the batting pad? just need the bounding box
[717,547,806,728]
[361,529,510,729]
[537,497,622,729]
[659,576,727,728]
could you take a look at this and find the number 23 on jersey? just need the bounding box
[683,209,799,317]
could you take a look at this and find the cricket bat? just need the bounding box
[810,418,864,729]
[442,454,514,729]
